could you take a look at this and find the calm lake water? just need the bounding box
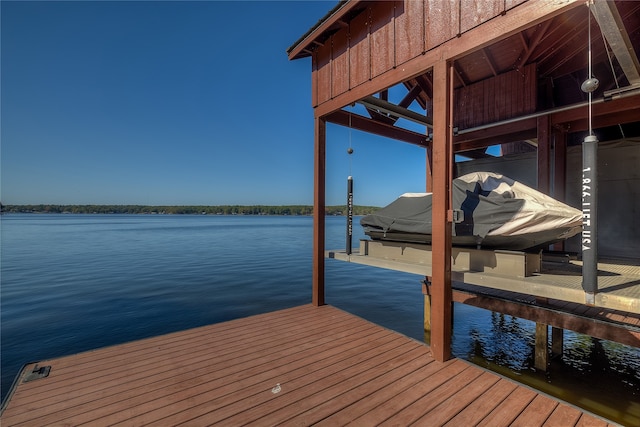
[1,214,639,424]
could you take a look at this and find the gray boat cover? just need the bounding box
[361,172,582,250]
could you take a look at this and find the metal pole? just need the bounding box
[346,176,353,255]
[582,134,598,303]
[582,2,599,305]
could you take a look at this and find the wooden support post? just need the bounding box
[537,115,551,194]
[422,277,432,345]
[551,327,564,358]
[553,128,567,202]
[535,323,549,371]
[312,116,326,306]
[430,60,454,362]
[552,129,567,252]
[426,144,433,192]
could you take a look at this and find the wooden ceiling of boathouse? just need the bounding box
[287,0,640,157]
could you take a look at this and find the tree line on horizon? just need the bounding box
[1,204,380,216]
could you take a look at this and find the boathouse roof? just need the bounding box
[288,0,640,152]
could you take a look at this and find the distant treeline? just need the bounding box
[1,204,379,216]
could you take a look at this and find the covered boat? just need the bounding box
[361,172,582,251]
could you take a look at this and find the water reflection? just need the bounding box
[453,303,640,426]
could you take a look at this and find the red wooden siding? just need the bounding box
[332,29,350,96]
[312,0,519,107]
[395,0,424,66]
[350,8,370,89]
[371,1,395,79]
[425,0,460,49]
[460,0,506,34]
[454,63,537,129]
[316,43,331,104]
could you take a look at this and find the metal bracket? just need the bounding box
[450,209,464,223]
[23,365,51,383]
[422,277,432,295]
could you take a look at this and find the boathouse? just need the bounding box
[287,0,640,365]
[1,1,639,425]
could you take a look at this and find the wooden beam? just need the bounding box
[591,0,640,84]
[559,107,640,133]
[553,128,567,202]
[324,110,428,147]
[430,60,453,362]
[452,92,640,152]
[481,48,498,77]
[551,327,564,357]
[537,115,551,194]
[313,117,326,306]
[550,93,640,127]
[515,19,553,70]
[535,323,549,371]
[426,143,433,192]
[454,118,538,152]
[415,74,434,104]
[451,289,640,348]
[552,128,568,252]
[399,83,424,108]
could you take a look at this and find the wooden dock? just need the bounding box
[329,241,640,314]
[1,305,615,426]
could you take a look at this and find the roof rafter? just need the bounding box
[325,109,428,147]
[515,19,553,70]
[591,0,640,84]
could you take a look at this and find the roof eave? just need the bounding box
[287,0,363,61]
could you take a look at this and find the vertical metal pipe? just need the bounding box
[582,134,598,303]
[346,176,354,255]
[582,2,598,305]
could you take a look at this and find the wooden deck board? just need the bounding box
[442,378,519,426]
[411,371,502,425]
[543,404,584,426]
[377,366,486,426]
[4,307,364,424]
[284,352,434,426]
[510,394,560,426]
[0,304,615,426]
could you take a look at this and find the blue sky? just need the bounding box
[2,1,427,207]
